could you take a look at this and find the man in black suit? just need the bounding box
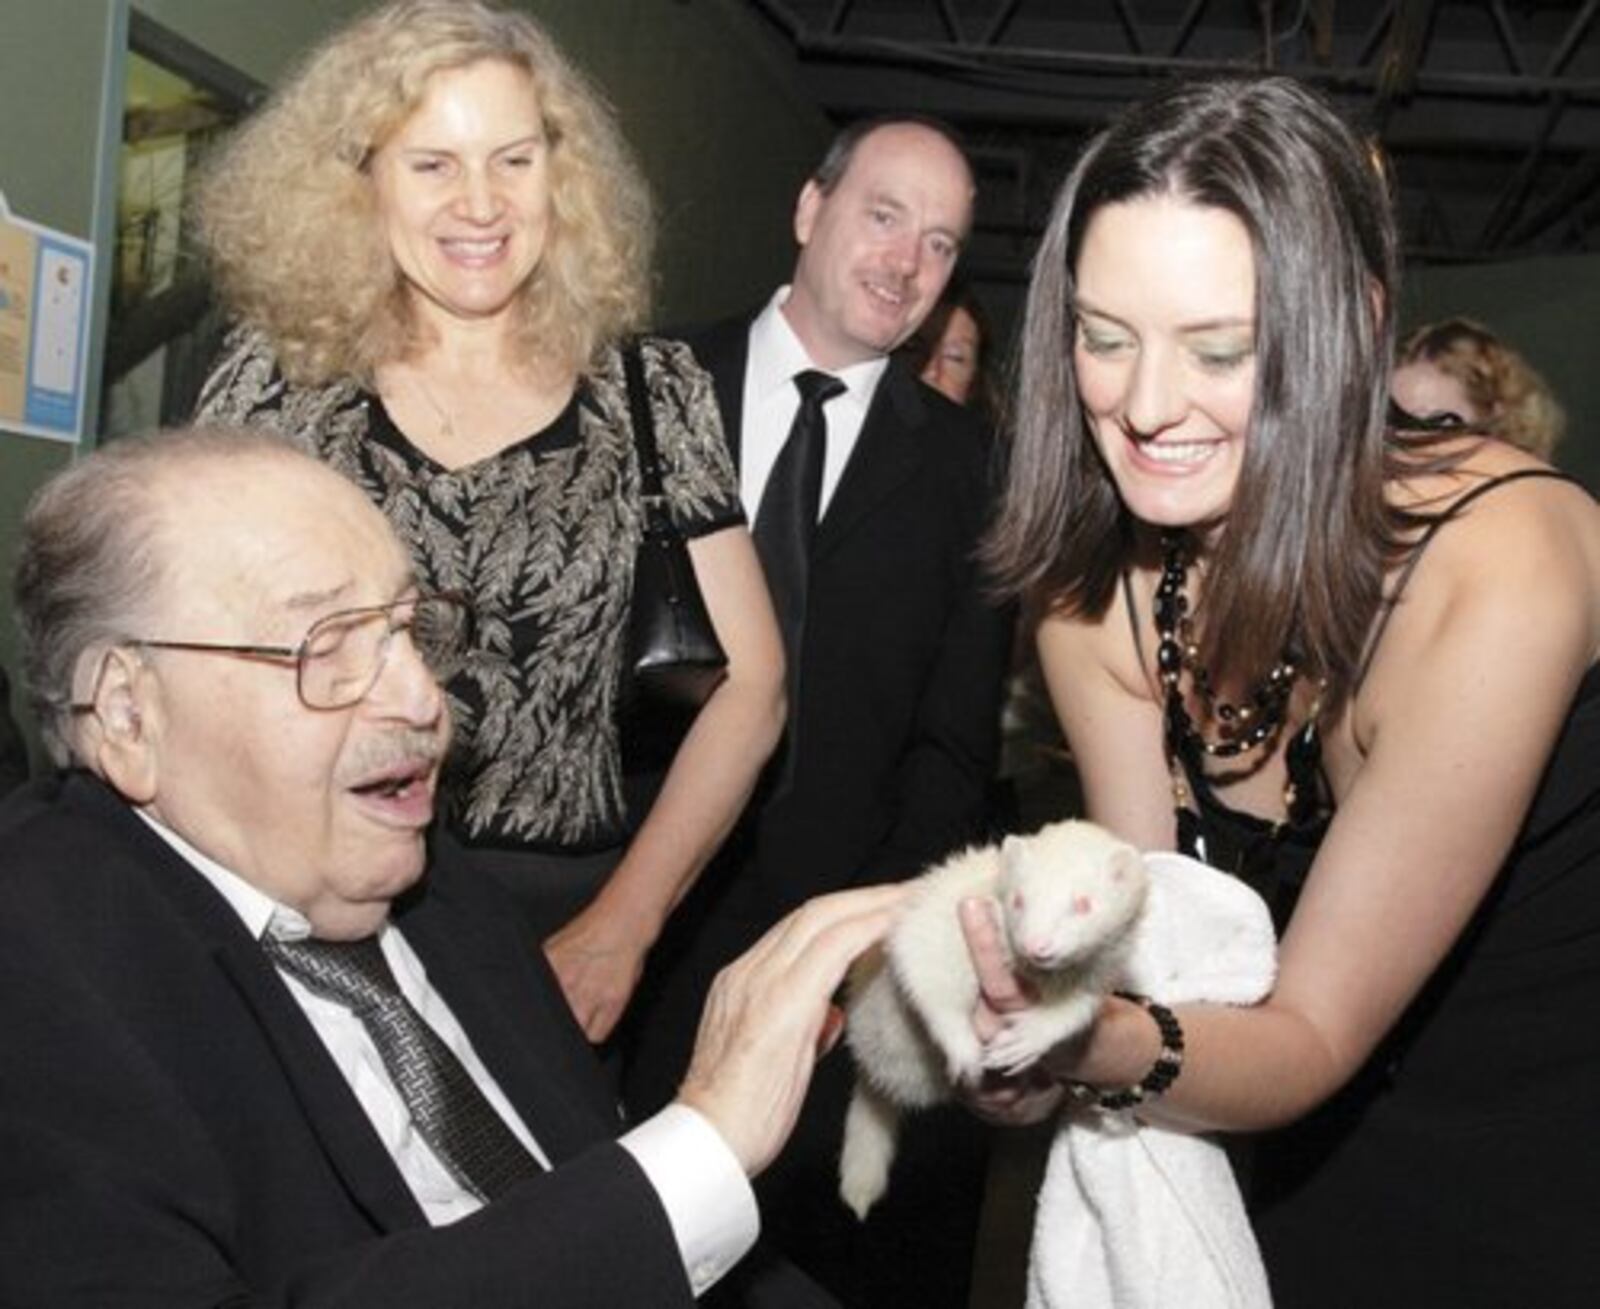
[625,119,1012,1307]
[0,427,901,1307]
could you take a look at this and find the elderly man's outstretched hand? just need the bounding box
[676,884,907,1177]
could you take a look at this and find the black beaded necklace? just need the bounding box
[1155,530,1299,760]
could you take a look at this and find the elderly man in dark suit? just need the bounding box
[624,118,1012,1307]
[0,427,901,1308]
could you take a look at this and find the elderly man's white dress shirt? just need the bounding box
[138,813,757,1297]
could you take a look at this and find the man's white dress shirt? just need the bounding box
[740,287,890,522]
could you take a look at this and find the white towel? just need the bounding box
[1026,852,1276,1309]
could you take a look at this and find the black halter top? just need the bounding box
[1128,468,1587,933]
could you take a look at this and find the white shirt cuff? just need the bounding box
[620,1102,759,1297]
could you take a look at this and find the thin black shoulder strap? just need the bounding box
[622,336,664,499]
[1357,468,1586,686]
[1121,567,1152,684]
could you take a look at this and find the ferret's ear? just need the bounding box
[998,834,1023,880]
[1111,847,1142,883]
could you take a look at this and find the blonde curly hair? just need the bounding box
[1396,317,1565,460]
[195,0,653,385]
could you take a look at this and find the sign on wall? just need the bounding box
[0,189,94,444]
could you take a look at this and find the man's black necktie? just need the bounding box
[263,933,542,1202]
[754,370,846,658]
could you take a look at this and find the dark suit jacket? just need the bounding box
[683,314,1011,915]
[0,773,693,1308]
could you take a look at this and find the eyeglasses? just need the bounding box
[80,593,475,712]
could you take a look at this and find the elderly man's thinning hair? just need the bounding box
[13,427,310,765]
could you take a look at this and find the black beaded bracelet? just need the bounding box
[1065,991,1185,1112]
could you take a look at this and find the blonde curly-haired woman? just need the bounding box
[195,0,783,1045]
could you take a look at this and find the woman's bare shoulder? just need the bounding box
[1037,562,1162,707]
[1376,437,1600,679]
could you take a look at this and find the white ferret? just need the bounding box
[838,819,1147,1220]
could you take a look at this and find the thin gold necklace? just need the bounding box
[408,372,457,443]
[403,369,563,448]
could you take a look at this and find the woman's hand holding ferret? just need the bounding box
[955,895,1070,1125]
[956,897,1171,1117]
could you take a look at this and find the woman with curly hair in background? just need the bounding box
[1393,315,1566,459]
[195,0,783,1045]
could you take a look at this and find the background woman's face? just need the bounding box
[1072,193,1257,534]
[1391,359,1480,427]
[920,304,981,405]
[370,59,551,332]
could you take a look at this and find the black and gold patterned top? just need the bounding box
[196,329,743,851]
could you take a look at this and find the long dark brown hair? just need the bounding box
[984,76,1413,715]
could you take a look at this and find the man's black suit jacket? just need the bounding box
[683,314,1011,916]
[622,315,1013,1307]
[0,772,693,1308]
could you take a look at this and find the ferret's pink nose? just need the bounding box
[1023,938,1053,963]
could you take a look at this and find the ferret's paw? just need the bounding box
[922,1015,985,1086]
[981,1012,1064,1076]
[939,1037,986,1087]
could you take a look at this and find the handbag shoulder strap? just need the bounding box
[622,337,667,504]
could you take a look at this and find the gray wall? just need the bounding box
[0,0,828,752]
[543,0,828,323]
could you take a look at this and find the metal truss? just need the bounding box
[745,0,1600,272]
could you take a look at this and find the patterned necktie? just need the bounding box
[263,933,542,1202]
[754,369,846,659]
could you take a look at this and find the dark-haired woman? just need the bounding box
[904,276,996,417]
[978,76,1600,1307]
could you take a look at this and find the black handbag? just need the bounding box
[621,340,729,705]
